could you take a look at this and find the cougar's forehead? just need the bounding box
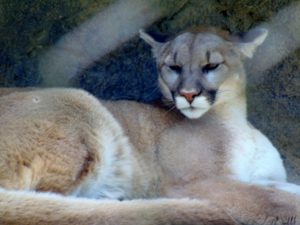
[193,33,226,51]
[193,34,227,63]
[164,32,229,65]
[163,33,194,65]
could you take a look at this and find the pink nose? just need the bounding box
[179,90,199,103]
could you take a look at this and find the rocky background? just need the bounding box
[0,0,299,182]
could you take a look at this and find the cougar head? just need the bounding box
[140,27,267,119]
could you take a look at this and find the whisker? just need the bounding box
[163,105,177,117]
[143,86,160,99]
[217,89,233,93]
[216,89,235,98]
[162,99,175,107]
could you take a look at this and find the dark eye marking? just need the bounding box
[206,90,217,104]
[202,63,222,73]
[169,65,182,73]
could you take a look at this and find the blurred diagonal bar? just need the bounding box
[39,0,187,86]
[248,1,300,76]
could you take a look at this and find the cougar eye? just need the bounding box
[202,63,220,73]
[169,65,182,73]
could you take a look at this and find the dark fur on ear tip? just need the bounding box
[150,32,171,43]
[141,29,170,43]
[233,27,268,44]
[241,27,268,43]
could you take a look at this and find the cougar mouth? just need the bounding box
[179,105,207,110]
[179,107,210,119]
[175,95,211,119]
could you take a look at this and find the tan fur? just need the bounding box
[0,28,300,225]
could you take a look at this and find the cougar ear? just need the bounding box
[237,27,268,58]
[139,30,164,58]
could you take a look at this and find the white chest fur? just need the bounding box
[227,121,287,183]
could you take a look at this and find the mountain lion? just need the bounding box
[0,27,299,225]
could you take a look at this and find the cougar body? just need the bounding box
[0,27,300,225]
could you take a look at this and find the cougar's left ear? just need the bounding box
[139,30,164,58]
[237,27,268,58]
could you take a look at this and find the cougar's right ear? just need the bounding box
[139,30,164,58]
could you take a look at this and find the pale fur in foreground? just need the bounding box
[0,28,300,225]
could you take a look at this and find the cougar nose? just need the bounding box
[179,89,200,103]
